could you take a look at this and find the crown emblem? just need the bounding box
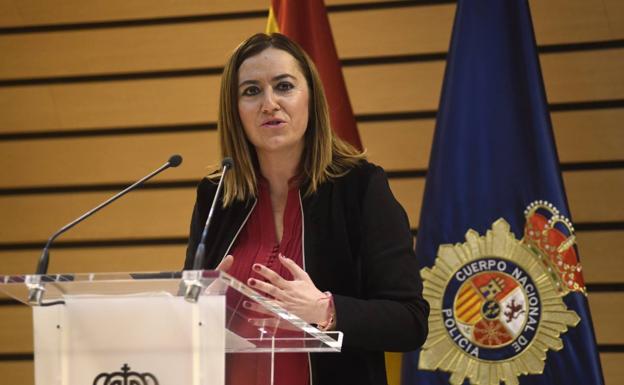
[93,363,159,385]
[523,200,586,295]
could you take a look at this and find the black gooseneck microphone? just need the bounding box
[191,157,234,271]
[28,154,183,305]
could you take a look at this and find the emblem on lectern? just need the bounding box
[93,363,159,385]
[418,201,584,385]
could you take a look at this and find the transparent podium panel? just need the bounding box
[0,270,342,385]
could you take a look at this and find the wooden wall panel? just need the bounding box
[0,188,195,243]
[360,108,624,172]
[0,0,267,27]
[604,0,624,38]
[578,231,624,283]
[0,20,264,79]
[541,49,624,103]
[3,48,622,134]
[564,169,624,223]
[388,171,624,230]
[0,170,621,244]
[390,171,624,229]
[0,305,32,353]
[0,85,64,132]
[1,107,621,190]
[389,178,425,228]
[0,76,219,132]
[345,61,442,113]
[0,361,33,385]
[590,292,624,345]
[360,119,435,171]
[2,0,623,79]
[602,353,624,385]
[2,6,453,79]
[353,49,624,114]
[0,246,186,276]
[331,4,454,58]
[1,131,220,188]
[0,0,395,28]
[551,109,624,163]
[2,126,621,188]
[333,0,624,58]
[530,0,623,44]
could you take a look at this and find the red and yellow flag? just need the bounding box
[266,0,363,150]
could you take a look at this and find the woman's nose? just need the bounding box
[261,89,280,112]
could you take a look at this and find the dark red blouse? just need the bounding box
[226,177,309,385]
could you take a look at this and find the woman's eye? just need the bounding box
[241,86,260,96]
[276,81,294,92]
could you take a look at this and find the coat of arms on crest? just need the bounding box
[418,201,585,385]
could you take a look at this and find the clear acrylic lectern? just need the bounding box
[0,270,342,385]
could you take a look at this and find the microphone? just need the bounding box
[168,154,183,167]
[191,157,234,271]
[28,154,183,305]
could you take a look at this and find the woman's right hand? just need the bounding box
[205,254,234,294]
[216,254,234,272]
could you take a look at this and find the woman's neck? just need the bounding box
[256,147,303,244]
[256,147,302,190]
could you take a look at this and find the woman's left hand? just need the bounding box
[247,254,330,325]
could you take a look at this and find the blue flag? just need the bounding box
[402,0,604,384]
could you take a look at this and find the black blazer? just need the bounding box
[185,161,429,385]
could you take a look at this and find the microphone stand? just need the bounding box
[28,155,183,305]
[185,157,233,303]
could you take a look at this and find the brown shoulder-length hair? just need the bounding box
[214,32,365,206]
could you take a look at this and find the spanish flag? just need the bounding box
[266,0,363,150]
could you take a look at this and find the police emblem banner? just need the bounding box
[401,0,605,384]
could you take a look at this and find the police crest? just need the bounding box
[418,201,584,385]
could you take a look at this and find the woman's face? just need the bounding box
[237,47,310,158]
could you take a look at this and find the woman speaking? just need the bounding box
[184,33,429,385]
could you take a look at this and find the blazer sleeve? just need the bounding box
[332,166,429,351]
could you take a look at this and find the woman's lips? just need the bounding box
[261,119,286,128]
